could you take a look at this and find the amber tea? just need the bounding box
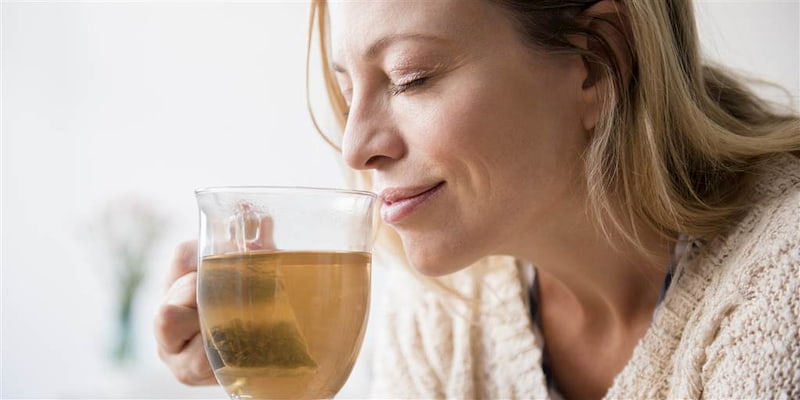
[198,250,371,399]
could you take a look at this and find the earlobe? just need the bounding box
[581,81,600,133]
[580,53,601,132]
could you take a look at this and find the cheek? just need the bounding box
[405,82,503,178]
[388,82,531,273]
[387,65,587,274]
[425,80,541,209]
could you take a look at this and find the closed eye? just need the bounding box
[390,77,429,96]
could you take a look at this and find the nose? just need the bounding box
[342,95,406,170]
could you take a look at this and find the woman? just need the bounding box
[155,0,800,398]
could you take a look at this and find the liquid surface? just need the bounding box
[198,251,371,399]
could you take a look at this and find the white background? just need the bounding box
[2,1,798,398]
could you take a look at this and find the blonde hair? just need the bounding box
[306,0,800,285]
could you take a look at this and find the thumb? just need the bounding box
[248,216,276,250]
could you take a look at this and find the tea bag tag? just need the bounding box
[231,201,261,252]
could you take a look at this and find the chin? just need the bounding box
[401,238,473,277]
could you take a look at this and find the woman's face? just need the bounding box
[331,0,594,276]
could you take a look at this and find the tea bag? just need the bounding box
[210,317,318,372]
[205,202,317,376]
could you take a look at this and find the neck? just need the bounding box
[509,211,673,328]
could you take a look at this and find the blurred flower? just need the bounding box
[87,195,169,363]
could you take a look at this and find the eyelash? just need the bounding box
[390,76,429,96]
[342,76,429,117]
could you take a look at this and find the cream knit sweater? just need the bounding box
[368,153,800,399]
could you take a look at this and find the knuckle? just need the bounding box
[173,354,211,386]
[173,241,198,268]
[155,303,196,340]
[183,270,199,286]
[170,272,198,300]
[164,240,198,290]
[190,352,212,378]
[157,344,167,361]
[175,367,195,386]
[154,304,177,340]
[176,239,197,256]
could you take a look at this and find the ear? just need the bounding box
[575,0,634,132]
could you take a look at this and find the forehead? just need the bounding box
[329,0,490,62]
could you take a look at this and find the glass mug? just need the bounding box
[196,187,376,399]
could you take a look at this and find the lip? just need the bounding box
[379,181,445,223]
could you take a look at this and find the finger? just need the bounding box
[165,240,197,290]
[154,303,200,354]
[155,272,201,353]
[250,216,276,250]
[165,271,199,308]
[163,333,217,386]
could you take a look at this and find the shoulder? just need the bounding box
[747,152,800,240]
[691,154,799,291]
[691,153,800,397]
[721,153,799,300]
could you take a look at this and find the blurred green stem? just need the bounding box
[112,261,145,363]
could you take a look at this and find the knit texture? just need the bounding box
[369,153,800,399]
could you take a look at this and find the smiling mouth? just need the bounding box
[380,181,445,223]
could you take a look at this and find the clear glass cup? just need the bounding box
[195,186,376,399]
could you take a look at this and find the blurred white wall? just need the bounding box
[695,0,799,107]
[1,1,797,398]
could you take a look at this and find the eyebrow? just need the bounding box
[331,33,450,73]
